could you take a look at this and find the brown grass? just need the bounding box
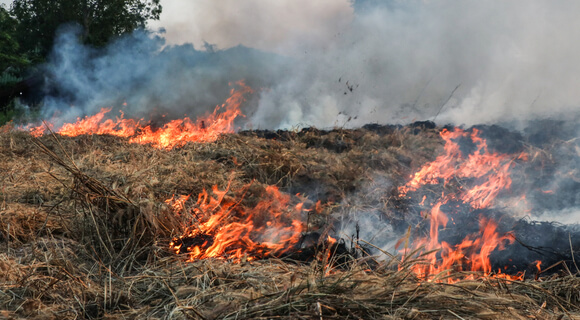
[0,125,578,319]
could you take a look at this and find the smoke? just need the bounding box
[149,0,353,56]
[519,120,580,224]
[248,0,580,128]
[335,174,400,257]
[40,24,291,124]
[37,1,580,129]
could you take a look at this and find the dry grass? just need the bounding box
[0,125,579,319]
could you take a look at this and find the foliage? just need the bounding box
[0,99,35,125]
[11,0,162,56]
[1,0,161,123]
[0,6,30,121]
[0,6,28,78]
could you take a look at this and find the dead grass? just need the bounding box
[0,125,579,319]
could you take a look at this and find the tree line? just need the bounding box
[0,0,162,124]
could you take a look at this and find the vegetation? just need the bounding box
[1,124,579,319]
[11,0,161,56]
[0,6,29,119]
[0,6,28,72]
[0,0,162,124]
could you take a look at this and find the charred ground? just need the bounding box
[1,121,580,319]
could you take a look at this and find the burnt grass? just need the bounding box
[1,121,580,319]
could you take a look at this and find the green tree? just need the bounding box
[0,5,30,121]
[11,0,162,56]
[0,6,28,76]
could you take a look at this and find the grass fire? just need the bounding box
[2,87,580,318]
[3,1,580,319]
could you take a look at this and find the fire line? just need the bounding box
[20,81,253,149]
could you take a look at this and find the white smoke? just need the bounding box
[35,0,580,130]
[153,0,580,129]
[149,0,354,56]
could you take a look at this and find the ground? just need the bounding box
[0,124,578,319]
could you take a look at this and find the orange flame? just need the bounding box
[129,82,249,149]
[165,194,191,213]
[400,128,529,282]
[169,184,306,262]
[57,108,140,137]
[20,81,252,149]
[399,128,518,209]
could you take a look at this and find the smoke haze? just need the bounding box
[246,0,580,128]
[149,0,353,56]
[15,0,580,263]
[37,0,580,129]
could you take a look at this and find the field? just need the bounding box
[1,123,579,319]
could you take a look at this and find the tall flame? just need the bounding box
[399,128,527,282]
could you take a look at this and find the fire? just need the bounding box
[129,82,248,148]
[12,87,537,277]
[399,128,529,282]
[58,108,140,137]
[399,128,517,208]
[21,81,252,149]
[535,260,542,274]
[168,183,307,262]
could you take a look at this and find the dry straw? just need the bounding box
[0,123,578,319]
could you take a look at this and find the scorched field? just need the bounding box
[2,108,580,319]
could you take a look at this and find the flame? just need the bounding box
[57,108,140,137]
[399,128,517,209]
[20,81,252,149]
[400,128,529,282]
[129,82,249,149]
[535,260,542,273]
[169,183,306,262]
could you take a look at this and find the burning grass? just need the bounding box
[1,122,580,319]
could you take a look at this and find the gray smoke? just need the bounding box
[249,0,580,129]
[335,174,399,258]
[40,24,289,125]
[39,1,580,129]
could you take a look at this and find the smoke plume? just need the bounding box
[247,0,580,128]
[38,0,580,129]
[20,0,580,268]
[40,24,289,125]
